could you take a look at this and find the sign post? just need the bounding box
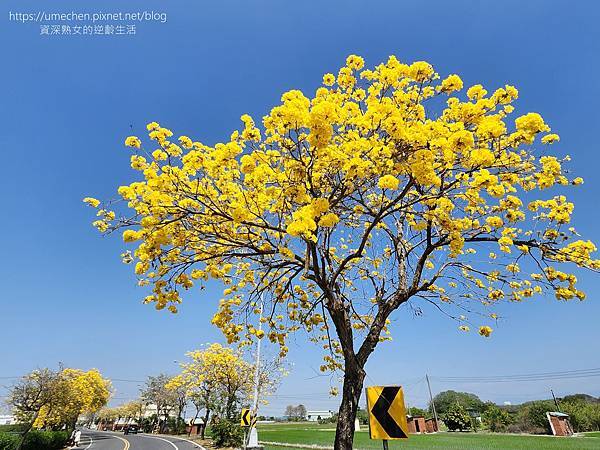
[366,385,409,443]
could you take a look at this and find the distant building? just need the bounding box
[186,417,205,436]
[0,415,16,425]
[425,418,439,433]
[306,410,333,422]
[407,415,426,433]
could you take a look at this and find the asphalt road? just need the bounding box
[76,430,204,450]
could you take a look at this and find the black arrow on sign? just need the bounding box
[371,386,407,438]
[242,409,250,425]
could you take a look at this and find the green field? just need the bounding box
[257,422,600,450]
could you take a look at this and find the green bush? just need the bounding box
[516,401,553,434]
[0,430,69,450]
[562,400,600,432]
[482,405,512,432]
[210,419,243,447]
[432,391,485,416]
[407,407,429,418]
[22,431,69,450]
[0,433,19,450]
[318,414,338,424]
[442,403,472,431]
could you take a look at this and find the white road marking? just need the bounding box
[168,435,205,449]
[84,435,94,449]
[138,434,205,449]
[137,434,179,449]
[87,431,129,450]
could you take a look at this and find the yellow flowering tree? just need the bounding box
[33,368,112,430]
[86,55,598,448]
[168,343,255,427]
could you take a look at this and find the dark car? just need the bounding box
[123,424,139,435]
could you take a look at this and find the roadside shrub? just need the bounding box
[165,417,187,434]
[139,416,156,433]
[22,430,69,450]
[0,432,19,450]
[442,403,472,431]
[0,431,68,450]
[210,419,243,447]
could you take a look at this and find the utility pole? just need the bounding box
[551,389,561,412]
[426,374,439,431]
[247,296,264,449]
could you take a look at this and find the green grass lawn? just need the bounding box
[257,422,600,449]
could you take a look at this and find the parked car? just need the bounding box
[124,424,139,435]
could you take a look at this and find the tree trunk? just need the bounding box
[201,409,210,439]
[333,364,365,450]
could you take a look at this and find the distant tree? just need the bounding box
[167,343,284,431]
[9,368,110,449]
[482,403,512,432]
[34,368,111,430]
[432,390,485,415]
[297,404,307,420]
[407,406,429,418]
[284,405,295,418]
[517,401,553,434]
[141,374,179,433]
[443,403,472,431]
[8,369,60,450]
[285,404,307,420]
[187,390,215,438]
[356,407,368,425]
[561,394,599,404]
[561,399,600,432]
[172,382,188,424]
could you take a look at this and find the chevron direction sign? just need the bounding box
[240,408,255,427]
[366,386,409,440]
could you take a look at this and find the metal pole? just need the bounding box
[248,296,264,448]
[551,389,561,412]
[426,374,439,430]
[382,440,389,450]
[252,298,263,412]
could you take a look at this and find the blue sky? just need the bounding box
[1,0,600,416]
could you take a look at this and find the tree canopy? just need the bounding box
[9,367,111,439]
[87,54,598,362]
[432,390,485,415]
[85,54,599,449]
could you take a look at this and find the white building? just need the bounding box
[306,410,334,422]
[0,415,16,425]
[141,404,179,419]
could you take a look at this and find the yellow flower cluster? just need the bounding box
[85,54,598,362]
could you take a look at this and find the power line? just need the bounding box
[432,367,600,383]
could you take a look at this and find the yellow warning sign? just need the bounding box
[366,386,409,440]
[241,408,255,427]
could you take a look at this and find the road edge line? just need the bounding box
[139,432,206,449]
